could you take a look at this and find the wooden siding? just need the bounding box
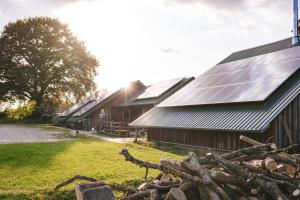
[147,128,272,151]
[85,83,146,130]
[271,93,300,148]
[147,93,300,151]
[113,105,153,123]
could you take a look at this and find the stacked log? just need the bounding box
[55,137,300,200]
[119,141,300,200]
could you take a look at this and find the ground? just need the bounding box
[0,124,70,144]
[0,124,184,199]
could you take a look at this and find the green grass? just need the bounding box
[0,138,183,199]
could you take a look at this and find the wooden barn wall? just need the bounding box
[113,105,153,123]
[147,128,272,151]
[147,94,300,150]
[86,83,145,130]
[271,93,300,148]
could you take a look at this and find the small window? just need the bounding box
[123,111,130,120]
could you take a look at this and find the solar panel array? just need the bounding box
[72,89,112,116]
[60,100,93,117]
[158,46,300,107]
[136,77,183,100]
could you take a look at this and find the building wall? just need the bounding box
[113,105,153,123]
[146,94,300,150]
[147,128,273,151]
[271,94,300,148]
[85,83,145,130]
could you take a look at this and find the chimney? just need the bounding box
[293,0,299,45]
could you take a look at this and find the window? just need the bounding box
[123,111,130,120]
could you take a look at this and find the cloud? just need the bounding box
[163,0,246,10]
[0,0,95,30]
[163,0,290,11]
[160,48,180,54]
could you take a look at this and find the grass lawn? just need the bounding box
[0,138,184,199]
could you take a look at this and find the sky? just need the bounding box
[0,0,295,90]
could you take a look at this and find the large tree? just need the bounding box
[0,17,99,114]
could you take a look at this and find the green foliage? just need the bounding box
[0,138,183,199]
[0,16,99,111]
[4,102,36,120]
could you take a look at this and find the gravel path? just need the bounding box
[0,124,70,144]
[71,130,134,143]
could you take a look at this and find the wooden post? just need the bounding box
[134,127,138,142]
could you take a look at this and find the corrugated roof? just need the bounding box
[131,70,300,132]
[219,37,298,64]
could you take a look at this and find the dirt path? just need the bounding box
[0,124,70,144]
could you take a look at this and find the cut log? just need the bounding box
[165,187,187,200]
[149,189,158,200]
[209,170,244,185]
[207,187,221,200]
[239,135,277,149]
[182,153,231,200]
[240,135,263,146]
[252,157,277,171]
[75,183,115,200]
[161,173,172,182]
[211,153,289,200]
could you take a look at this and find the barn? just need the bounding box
[65,80,146,130]
[115,77,194,123]
[61,77,193,131]
[130,37,300,151]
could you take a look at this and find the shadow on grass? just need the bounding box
[0,141,72,168]
[0,190,76,200]
[127,140,188,156]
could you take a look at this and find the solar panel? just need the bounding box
[136,77,183,100]
[60,100,93,117]
[158,46,300,107]
[72,89,112,116]
[60,90,105,117]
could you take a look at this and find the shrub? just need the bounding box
[4,101,36,120]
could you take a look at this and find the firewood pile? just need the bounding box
[55,136,300,200]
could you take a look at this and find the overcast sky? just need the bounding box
[0,0,295,90]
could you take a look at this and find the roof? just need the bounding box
[72,89,112,117]
[66,80,145,123]
[136,77,184,99]
[119,77,194,107]
[59,90,105,119]
[131,39,300,132]
[159,44,300,107]
[219,37,298,64]
[131,69,300,132]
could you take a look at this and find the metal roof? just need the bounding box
[219,37,299,64]
[131,70,300,132]
[66,80,145,123]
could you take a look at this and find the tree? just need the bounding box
[0,16,99,116]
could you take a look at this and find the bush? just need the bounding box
[4,101,36,121]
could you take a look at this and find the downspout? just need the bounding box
[293,0,299,45]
